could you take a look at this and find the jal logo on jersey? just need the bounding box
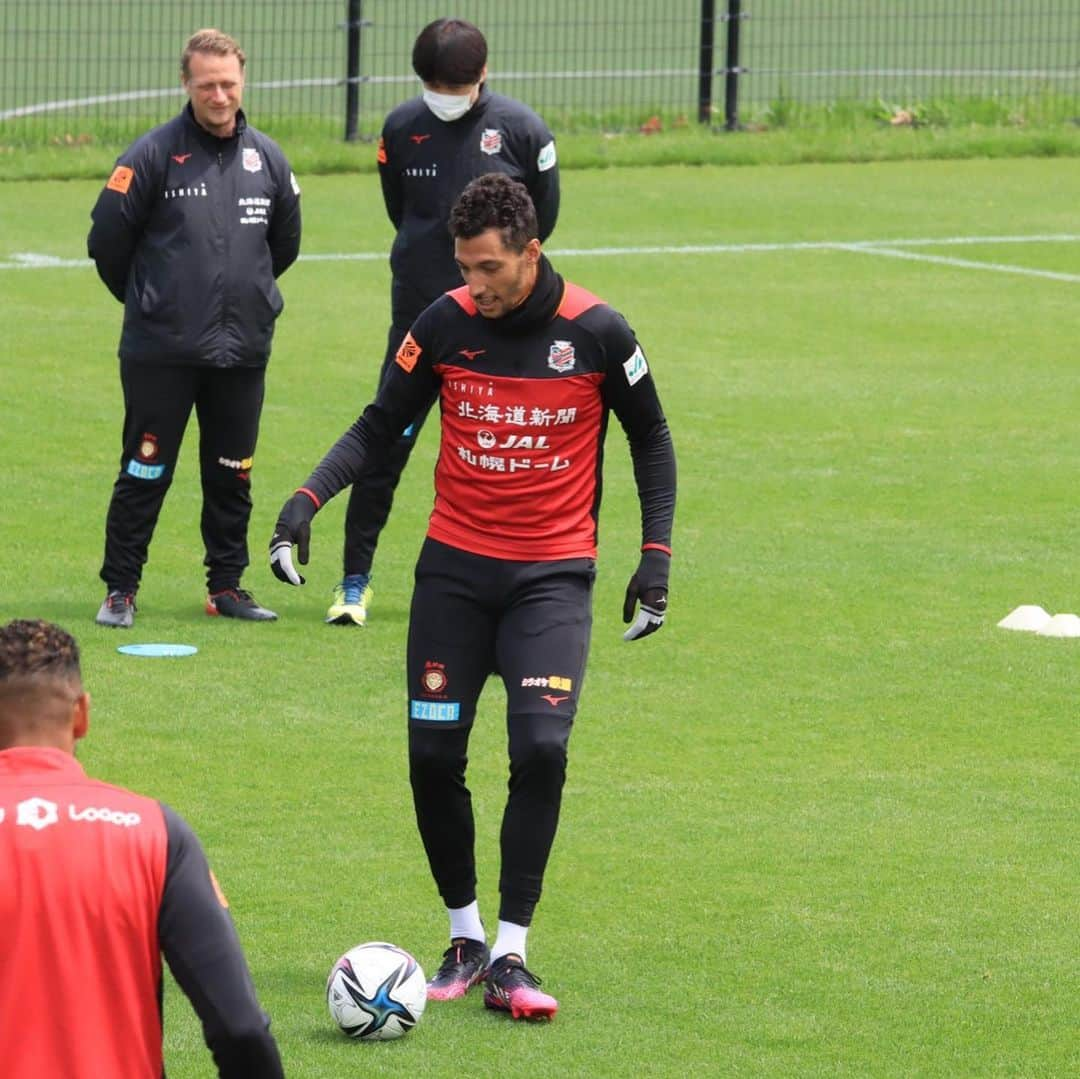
[242,148,262,173]
[480,128,503,155]
[548,340,576,373]
[478,430,549,450]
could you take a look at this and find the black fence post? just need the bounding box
[344,0,362,142]
[698,0,716,124]
[723,0,744,131]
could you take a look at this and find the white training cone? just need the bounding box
[997,605,1051,632]
[1036,613,1080,638]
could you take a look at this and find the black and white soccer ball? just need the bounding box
[326,941,427,1041]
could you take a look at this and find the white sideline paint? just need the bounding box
[3,234,1080,277]
[832,243,1080,285]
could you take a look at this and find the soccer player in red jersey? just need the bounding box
[0,619,283,1077]
[271,173,675,1019]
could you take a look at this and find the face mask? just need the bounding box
[423,88,475,123]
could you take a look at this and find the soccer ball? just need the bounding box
[326,941,427,1041]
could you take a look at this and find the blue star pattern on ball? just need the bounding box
[341,966,416,1037]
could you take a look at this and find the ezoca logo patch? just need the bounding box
[410,700,461,722]
[126,459,166,480]
[623,345,648,386]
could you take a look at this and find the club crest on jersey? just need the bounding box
[480,128,503,155]
[242,148,262,173]
[548,340,576,373]
[421,663,448,694]
[137,433,159,462]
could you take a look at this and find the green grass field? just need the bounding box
[2,158,1079,1076]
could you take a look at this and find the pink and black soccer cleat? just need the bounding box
[426,938,490,1001]
[482,954,558,1020]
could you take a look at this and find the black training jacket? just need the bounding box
[88,104,302,368]
[378,84,559,317]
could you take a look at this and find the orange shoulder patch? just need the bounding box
[395,332,422,373]
[376,137,387,165]
[105,165,134,194]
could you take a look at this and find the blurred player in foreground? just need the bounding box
[0,618,284,1077]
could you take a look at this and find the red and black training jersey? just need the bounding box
[302,255,675,561]
[0,747,283,1079]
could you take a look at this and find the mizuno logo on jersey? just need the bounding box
[459,348,486,361]
[171,153,192,164]
[410,133,432,144]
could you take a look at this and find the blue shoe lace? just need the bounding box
[342,573,370,605]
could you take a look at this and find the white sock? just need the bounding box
[490,920,528,964]
[447,901,485,943]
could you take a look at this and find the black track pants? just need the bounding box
[406,538,595,926]
[99,359,264,594]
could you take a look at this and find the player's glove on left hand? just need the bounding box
[269,491,317,586]
[622,548,670,641]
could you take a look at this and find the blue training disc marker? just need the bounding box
[117,643,198,658]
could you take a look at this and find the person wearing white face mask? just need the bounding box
[422,86,477,123]
[326,17,560,630]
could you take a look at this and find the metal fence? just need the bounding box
[2,2,1078,145]
[740,2,1080,118]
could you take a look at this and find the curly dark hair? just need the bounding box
[0,620,81,684]
[412,18,487,86]
[449,173,538,253]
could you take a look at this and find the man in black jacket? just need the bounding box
[88,28,302,628]
[326,17,559,627]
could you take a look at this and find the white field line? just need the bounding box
[6,64,1074,118]
[2,234,1079,277]
[829,242,1080,284]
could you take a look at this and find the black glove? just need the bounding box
[269,491,317,585]
[622,548,670,641]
